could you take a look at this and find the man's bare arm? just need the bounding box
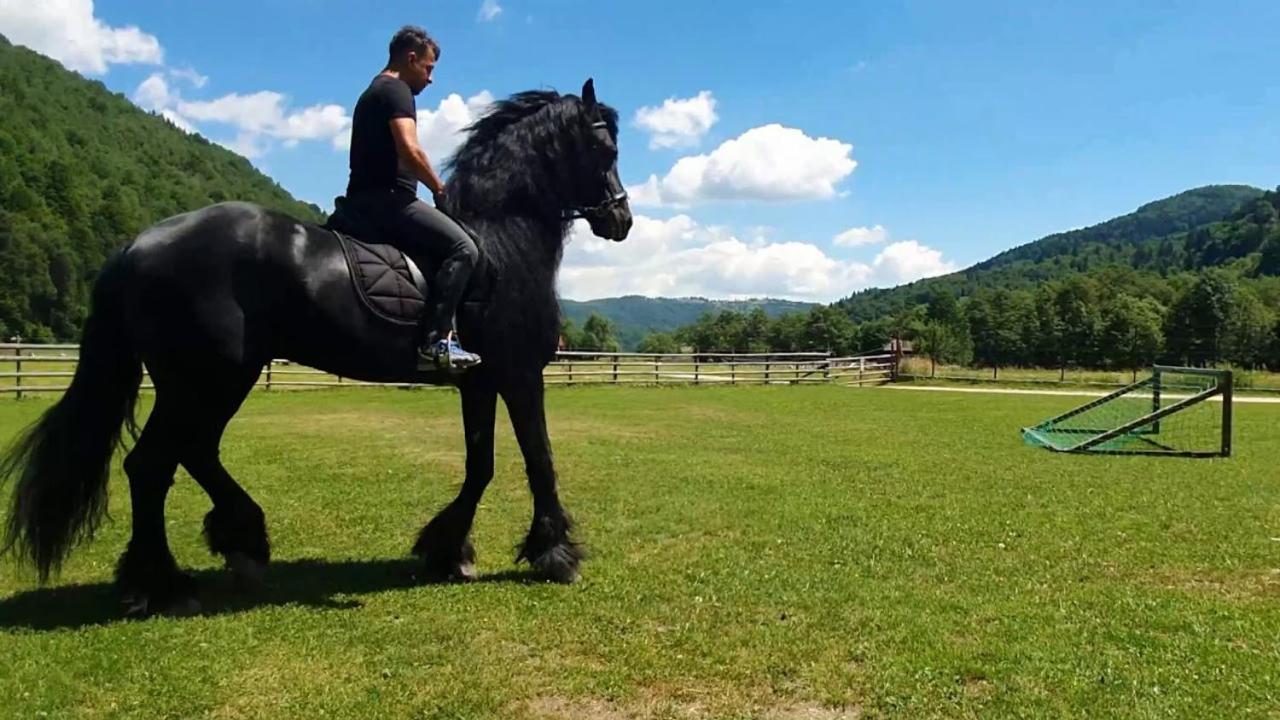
[390,117,446,198]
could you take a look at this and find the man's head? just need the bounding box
[387,25,438,95]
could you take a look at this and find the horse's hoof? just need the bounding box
[420,560,477,584]
[121,593,150,618]
[161,596,203,617]
[529,543,581,584]
[226,552,267,590]
[120,592,201,618]
[543,564,580,584]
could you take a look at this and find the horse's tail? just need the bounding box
[1,250,142,581]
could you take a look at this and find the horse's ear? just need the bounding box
[582,78,597,107]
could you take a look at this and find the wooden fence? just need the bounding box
[0,343,897,398]
[545,351,897,386]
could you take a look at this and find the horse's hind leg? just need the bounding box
[118,393,199,616]
[177,366,269,588]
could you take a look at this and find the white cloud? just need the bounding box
[132,72,172,111]
[628,124,856,207]
[276,103,351,143]
[415,91,495,166]
[633,90,718,149]
[168,66,207,88]
[560,213,955,302]
[477,0,502,21]
[332,128,352,152]
[175,90,351,156]
[871,240,956,281]
[180,91,288,133]
[124,84,353,158]
[132,73,196,132]
[833,224,888,247]
[627,177,663,207]
[0,0,163,74]
[216,132,266,160]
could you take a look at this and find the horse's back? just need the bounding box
[119,202,347,365]
[129,202,299,262]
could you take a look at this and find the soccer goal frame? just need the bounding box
[1021,366,1233,457]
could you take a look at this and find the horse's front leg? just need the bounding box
[413,372,497,581]
[502,372,582,583]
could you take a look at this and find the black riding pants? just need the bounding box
[347,188,479,342]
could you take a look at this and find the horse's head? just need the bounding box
[564,78,632,242]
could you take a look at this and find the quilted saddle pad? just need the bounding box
[331,230,428,325]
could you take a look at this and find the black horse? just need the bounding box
[0,79,632,615]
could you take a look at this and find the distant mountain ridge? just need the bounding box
[559,296,816,350]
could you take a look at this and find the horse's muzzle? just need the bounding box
[587,201,632,242]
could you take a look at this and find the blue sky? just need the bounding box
[3,1,1278,301]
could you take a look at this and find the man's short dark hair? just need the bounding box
[389,25,440,62]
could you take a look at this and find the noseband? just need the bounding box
[562,121,629,221]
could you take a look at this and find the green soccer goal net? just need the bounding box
[1021,366,1233,457]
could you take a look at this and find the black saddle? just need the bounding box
[324,196,429,326]
[324,196,494,326]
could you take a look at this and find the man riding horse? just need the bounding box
[345,26,482,371]
[1,21,633,614]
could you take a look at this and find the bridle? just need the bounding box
[562,120,629,221]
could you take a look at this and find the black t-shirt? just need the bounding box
[347,75,417,195]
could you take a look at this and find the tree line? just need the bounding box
[604,267,1280,372]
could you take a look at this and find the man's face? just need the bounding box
[404,47,436,96]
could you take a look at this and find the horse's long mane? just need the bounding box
[441,88,619,365]
[445,89,619,232]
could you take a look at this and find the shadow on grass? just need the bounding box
[0,558,548,631]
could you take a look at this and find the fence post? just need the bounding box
[14,341,22,400]
[612,355,618,384]
[265,360,273,390]
[694,357,700,385]
[568,361,574,386]
[1221,370,1233,457]
[731,360,736,385]
[765,360,771,385]
[654,357,660,384]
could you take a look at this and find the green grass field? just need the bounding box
[1,386,1278,718]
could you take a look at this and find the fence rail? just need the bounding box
[0,344,898,397]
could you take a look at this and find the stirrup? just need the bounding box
[417,334,481,371]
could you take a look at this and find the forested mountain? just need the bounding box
[978,185,1263,270]
[0,34,324,341]
[835,185,1275,322]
